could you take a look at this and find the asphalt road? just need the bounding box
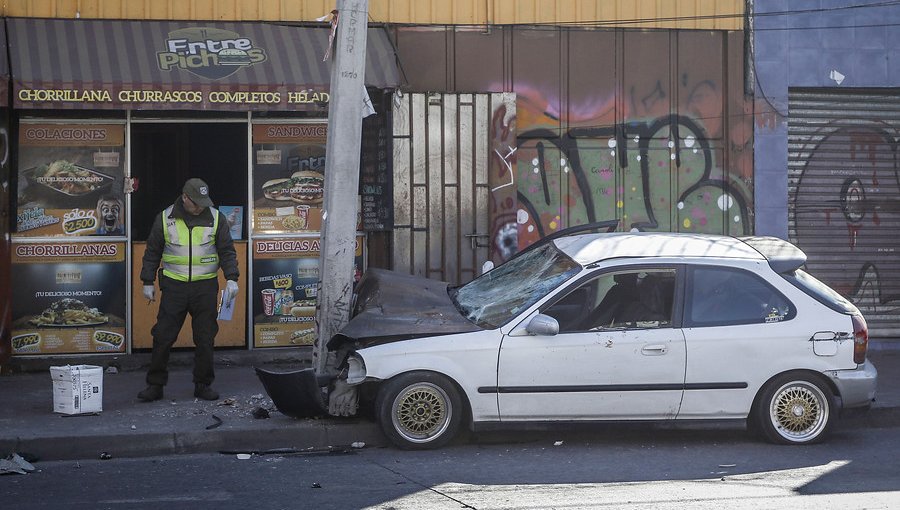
[4,424,899,510]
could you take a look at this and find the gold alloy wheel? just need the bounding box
[391,382,452,444]
[769,380,829,442]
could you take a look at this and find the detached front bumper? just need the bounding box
[825,360,878,410]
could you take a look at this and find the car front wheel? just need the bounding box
[754,373,835,445]
[376,372,463,450]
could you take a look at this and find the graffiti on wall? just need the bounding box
[507,79,754,253]
[791,125,900,334]
[488,98,520,264]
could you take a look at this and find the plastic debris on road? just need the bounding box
[0,453,36,475]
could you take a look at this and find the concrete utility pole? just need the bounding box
[314,0,369,376]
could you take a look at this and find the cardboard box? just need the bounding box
[50,365,103,415]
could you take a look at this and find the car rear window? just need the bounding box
[686,266,795,327]
[781,269,859,314]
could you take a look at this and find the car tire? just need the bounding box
[376,372,464,450]
[753,372,835,445]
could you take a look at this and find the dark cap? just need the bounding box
[182,178,214,208]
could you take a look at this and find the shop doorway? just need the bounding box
[131,123,247,240]
[130,122,249,350]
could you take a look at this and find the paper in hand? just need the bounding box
[217,290,235,321]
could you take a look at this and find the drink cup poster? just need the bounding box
[16,124,126,238]
[11,241,127,355]
[252,236,364,348]
[252,123,327,235]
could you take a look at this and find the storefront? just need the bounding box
[6,18,398,356]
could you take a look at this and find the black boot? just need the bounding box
[194,383,219,401]
[137,385,163,402]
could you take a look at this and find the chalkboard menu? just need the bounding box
[360,96,393,231]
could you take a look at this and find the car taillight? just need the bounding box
[852,314,868,364]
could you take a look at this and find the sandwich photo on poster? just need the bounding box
[15,123,126,238]
[10,241,127,355]
[251,123,327,234]
[252,236,364,348]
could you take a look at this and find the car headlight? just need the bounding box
[345,353,367,385]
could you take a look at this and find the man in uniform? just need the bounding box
[138,178,239,402]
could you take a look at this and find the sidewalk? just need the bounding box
[0,350,386,462]
[1,348,899,462]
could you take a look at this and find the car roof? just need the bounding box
[553,232,783,267]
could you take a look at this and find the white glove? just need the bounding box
[225,280,239,306]
[143,285,155,302]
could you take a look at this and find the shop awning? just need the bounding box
[7,18,399,111]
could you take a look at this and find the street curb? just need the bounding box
[1,420,385,461]
[6,407,898,462]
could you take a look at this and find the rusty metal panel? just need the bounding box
[427,93,445,280]
[411,228,427,278]
[393,92,411,138]
[455,28,504,93]
[568,29,616,130]
[788,89,900,337]
[473,94,492,274]
[443,94,460,281]
[391,92,502,284]
[411,93,428,186]
[443,95,459,186]
[392,227,412,272]
[458,94,476,282]
[444,185,460,281]
[392,134,411,227]
[392,94,411,226]
[513,27,562,136]
[392,92,413,275]
[623,30,671,130]
[412,182,428,231]
[395,28,450,92]
[474,94,491,186]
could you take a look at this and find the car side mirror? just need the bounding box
[526,314,559,336]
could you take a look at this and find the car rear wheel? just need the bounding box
[376,372,463,450]
[754,373,835,445]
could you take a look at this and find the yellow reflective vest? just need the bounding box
[160,205,220,282]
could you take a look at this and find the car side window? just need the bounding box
[544,269,677,332]
[686,266,795,327]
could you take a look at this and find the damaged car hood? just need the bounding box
[328,268,482,350]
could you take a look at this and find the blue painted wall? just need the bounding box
[753,0,900,238]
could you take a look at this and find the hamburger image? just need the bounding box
[218,48,252,66]
[289,171,325,205]
[262,178,294,201]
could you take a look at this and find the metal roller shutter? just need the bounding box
[788,88,900,338]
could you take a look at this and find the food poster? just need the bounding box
[251,123,327,235]
[219,205,244,240]
[252,236,364,348]
[10,241,127,355]
[15,124,127,238]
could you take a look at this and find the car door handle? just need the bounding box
[641,344,668,356]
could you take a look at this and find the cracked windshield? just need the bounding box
[451,243,580,328]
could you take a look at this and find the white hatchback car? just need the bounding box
[328,231,878,449]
